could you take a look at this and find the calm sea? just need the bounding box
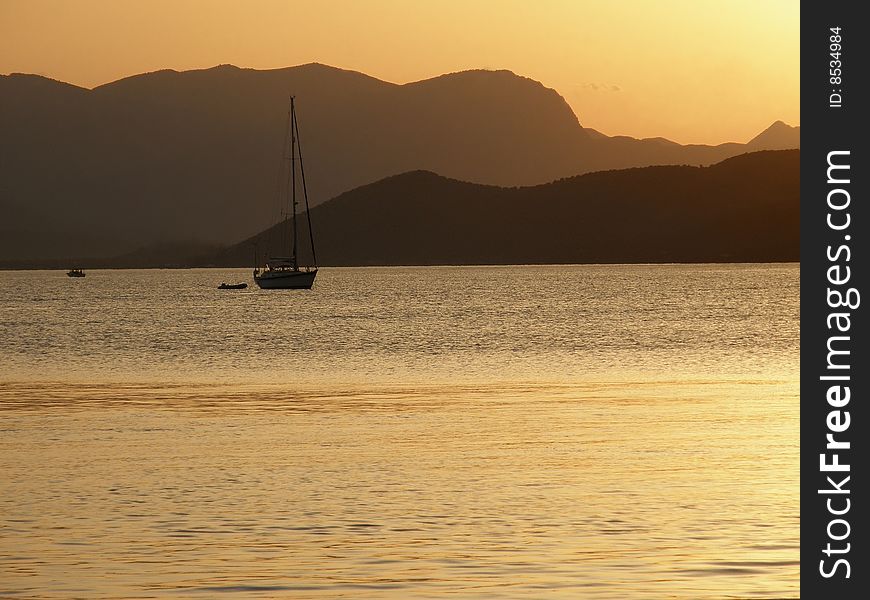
[0,265,798,598]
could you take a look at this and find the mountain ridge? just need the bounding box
[747,120,801,150]
[0,63,799,261]
[216,149,800,267]
[0,150,798,269]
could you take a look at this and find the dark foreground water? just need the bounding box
[0,265,798,598]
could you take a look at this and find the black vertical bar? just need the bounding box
[801,1,867,596]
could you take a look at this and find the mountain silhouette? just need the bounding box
[207,149,797,267]
[0,64,798,261]
[746,120,801,150]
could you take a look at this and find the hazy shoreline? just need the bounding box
[0,259,801,272]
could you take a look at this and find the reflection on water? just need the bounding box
[0,264,797,385]
[0,265,798,598]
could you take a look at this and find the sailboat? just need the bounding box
[253,96,318,290]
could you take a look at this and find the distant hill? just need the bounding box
[0,64,799,261]
[746,120,801,150]
[206,149,797,267]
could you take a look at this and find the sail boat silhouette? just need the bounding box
[253,96,318,289]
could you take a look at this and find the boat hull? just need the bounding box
[254,269,317,290]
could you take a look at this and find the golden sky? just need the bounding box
[0,0,798,145]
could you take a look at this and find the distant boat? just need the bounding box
[253,96,318,290]
[218,282,248,290]
[67,269,85,277]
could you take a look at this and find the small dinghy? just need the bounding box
[218,282,248,290]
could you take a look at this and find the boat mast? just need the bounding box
[293,102,318,268]
[290,96,298,269]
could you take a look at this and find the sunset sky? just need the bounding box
[0,0,799,145]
